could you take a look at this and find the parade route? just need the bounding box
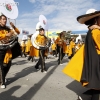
[0,55,87,100]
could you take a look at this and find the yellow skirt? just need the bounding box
[29,46,39,57]
[62,45,84,82]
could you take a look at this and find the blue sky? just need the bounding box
[14,0,100,35]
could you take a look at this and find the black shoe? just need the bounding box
[27,59,30,61]
[41,70,43,72]
[58,61,60,65]
[31,59,33,62]
[35,67,39,71]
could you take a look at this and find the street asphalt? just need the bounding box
[0,55,88,100]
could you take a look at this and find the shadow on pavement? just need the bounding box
[6,65,37,85]
[46,56,69,71]
[66,80,89,96]
[12,60,28,65]
[0,55,69,99]
[0,86,21,100]
[62,57,69,63]
[46,60,58,70]
[19,64,59,100]
[0,64,59,100]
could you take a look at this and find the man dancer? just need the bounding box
[55,32,65,65]
[34,28,47,73]
[0,14,21,88]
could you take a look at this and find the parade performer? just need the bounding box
[63,9,100,100]
[63,40,68,56]
[25,35,32,55]
[33,28,48,73]
[31,14,50,73]
[75,39,82,53]
[68,38,76,59]
[51,38,57,57]
[65,39,70,56]
[28,34,39,62]
[55,32,65,65]
[20,40,27,57]
[0,0,21,89]
[0,15,21,88]
[28,46,38,62]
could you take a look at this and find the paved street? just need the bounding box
[0,55,87,100]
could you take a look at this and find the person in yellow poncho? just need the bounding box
[25,35,32,55]
[75,39,82,53]
[28,45,39,62]
[63,40,68,55]
[20,40,27,57]
[63,9,100,100]
[34,28,47,73]
[51,38,57,57]
[29,46,39,57]
[68,38,76,59]
[0,14,21,89]
[65,39,70,56]
[55,32,65,65]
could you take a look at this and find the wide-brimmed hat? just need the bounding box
[77,9,100,24]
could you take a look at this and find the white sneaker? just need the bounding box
[36,69,39,71]
[78,96,82,100]
[60,64,63,65]
[43,71,47,73]
[1,85,6,89]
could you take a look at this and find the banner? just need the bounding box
[45,31,62,39]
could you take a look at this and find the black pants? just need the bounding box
[68,48,75,59]
[35,50,46,72]
[52,50,57,57]
[0,50,12,85]
[57,46,65,65]
[22,47,27,57]
[28,56,35,62]
[0,50,7,85]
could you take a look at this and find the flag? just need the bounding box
[22,30,29,35]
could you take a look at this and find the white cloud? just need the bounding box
[17,0,100,36]
[29,0,35,3]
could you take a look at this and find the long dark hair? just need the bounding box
[85,17,98,27]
